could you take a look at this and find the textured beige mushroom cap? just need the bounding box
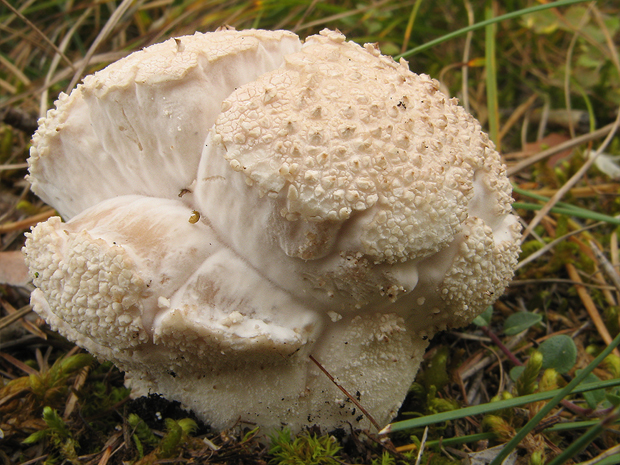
[207,30,515,262]
[195,29,521,324]
[28,28,301,219]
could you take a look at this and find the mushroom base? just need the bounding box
[125,312,427,433]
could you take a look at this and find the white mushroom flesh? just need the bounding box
[28,29,302,219]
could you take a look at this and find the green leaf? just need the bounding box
[242,426,260,442]
[606,393,620,407]
[563,6,590,31]
[510,366,525,382]
[576,371,605,409]
[539,335,577,374]
[422,346,450,391]
[133,434,144,458]
[521,9,559,34]
[595,454,620,465]
[57,353,94,374]
[503,312,542,335]
[22,429,48,445]
[128,414,158,446]
[473,306,493,327]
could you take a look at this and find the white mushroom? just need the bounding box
[23,28,521,433]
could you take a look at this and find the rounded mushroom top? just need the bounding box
[212,29,513,263]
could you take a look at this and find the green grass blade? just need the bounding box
[512,202,620,226]
[489,331,620,465]
[547,408,619,465]
[546,419,620,432]
[512,185,587,212]
[426,432,496,447]
[485,2,499,147]
[381,378,620,434]
[512,185,620,225]
[396,0,590,59]
[595,454,620,465]
[423,418,620,449]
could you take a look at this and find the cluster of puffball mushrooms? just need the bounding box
[23,28,521,433]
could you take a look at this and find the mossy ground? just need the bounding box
[1,1,620,464]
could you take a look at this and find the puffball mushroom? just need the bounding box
[24,28,521,433]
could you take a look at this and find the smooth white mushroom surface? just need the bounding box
[24,28,521,433]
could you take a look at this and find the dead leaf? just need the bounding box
[0,251,30,286]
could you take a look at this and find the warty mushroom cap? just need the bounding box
[23,28,521,433]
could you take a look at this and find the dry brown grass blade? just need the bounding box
[519,108,620,243]
[0,209,56,234]
[566,263,620,357]
[293,0,321,32]
[583,239,618,307]
[96,446,113,465]
[590,240,620,298]
[0,299,44,339]
[0,0,74,71]
[499,94,538,142]
[460,0,474,114]
[64,365,91,419]
[19,455,49,465]
[40,6,94,117]
[506,122,617,176]
[0,304,32,331]
[0,53,31,87]
[295,0,393,32]
[0,163,28,171]
[515,222,602,271]
[0,76,16,94]
[0,351,38,375]
[562,4,594,139]
[67,0,139,91]
[309,354,381,431]
[528,183,620,198]
[579,444,620,465]
[567,231,619,307]
[0,51,128,113]
[458,330,530,381]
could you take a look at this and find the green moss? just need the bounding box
[269,429,342,465]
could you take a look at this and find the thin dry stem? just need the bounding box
[67,0,139,91]
[0,209,56,234]
[519,109,620,243]
[506,122,617,176]
[309,354,381,431]
[0,0,74,71]
[566,263,620,357]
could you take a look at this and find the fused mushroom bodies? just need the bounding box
[24,28,520,433]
